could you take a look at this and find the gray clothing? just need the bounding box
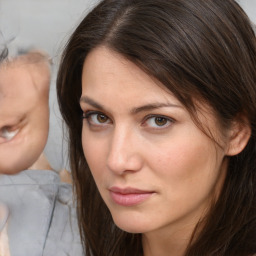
[0,170,83,256]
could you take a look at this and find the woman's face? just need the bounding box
[80,47,229,237]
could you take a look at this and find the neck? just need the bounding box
[28,152,53,171]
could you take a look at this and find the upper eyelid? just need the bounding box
[83,111,175,130]
[141,115,175,130]
[83,111,112,126]
[82,110,175,121]
[83,110,110,118]
[143,114,175,122]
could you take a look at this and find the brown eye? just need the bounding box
[97,114,108,123]
[83,112,111,126]
[143,115,174,129]
[154,117,168,126]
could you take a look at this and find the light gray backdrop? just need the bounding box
[0,0,255,171]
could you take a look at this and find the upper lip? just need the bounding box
[109,186,154,194]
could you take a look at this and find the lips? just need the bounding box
[109,186,154,206]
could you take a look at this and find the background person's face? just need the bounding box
[80,47,229,238]
[0,64,49,174]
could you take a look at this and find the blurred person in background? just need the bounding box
[0,51,82,256]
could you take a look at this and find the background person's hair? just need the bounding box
[0,30,8,62]
[0,47,8,62]
[57,0,256,255]
[0,44,8,63]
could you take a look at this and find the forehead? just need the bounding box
[82,47,180,106]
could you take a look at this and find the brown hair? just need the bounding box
[57,0,256,255]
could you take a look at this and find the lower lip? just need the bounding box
[110,191,154,206]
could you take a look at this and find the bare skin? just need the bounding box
[0,204,9,256]
[0,51,51,174]
[0,52,72,183]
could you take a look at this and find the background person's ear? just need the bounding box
[226,117,251,156]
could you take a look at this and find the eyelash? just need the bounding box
[82,111,175,129]
[142,114,175,129]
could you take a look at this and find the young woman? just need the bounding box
[57,0,256,255]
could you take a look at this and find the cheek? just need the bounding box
[149,134,221,191]
[82,129,107,181]
[27,107,49,157]
[0,134,46,174]
[144,137,226,223]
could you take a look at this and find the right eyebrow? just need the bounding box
[80,96,105,110]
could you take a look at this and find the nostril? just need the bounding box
[106,130,143,174]
[107,150,143,175]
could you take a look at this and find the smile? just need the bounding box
[1,128,19,141]
[109,187,155,206]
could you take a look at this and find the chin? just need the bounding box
[112,213,152,234]
[0,156,38,175]
[0,165,25,175]
[115,222,145,234]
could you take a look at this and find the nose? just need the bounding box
[106,126,143,175]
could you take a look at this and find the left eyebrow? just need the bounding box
[131,103,183,114]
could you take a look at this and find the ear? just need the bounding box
[226,117,251,156]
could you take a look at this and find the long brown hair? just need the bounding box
[57,0,256,255]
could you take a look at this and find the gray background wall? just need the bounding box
[0,0,255,171]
